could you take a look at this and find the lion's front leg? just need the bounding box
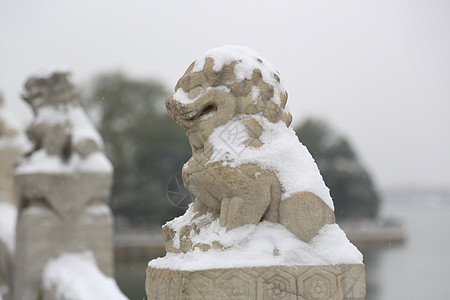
[219,186,271,231]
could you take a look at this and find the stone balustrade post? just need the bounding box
[13,70,115,300]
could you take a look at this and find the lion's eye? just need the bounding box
[188,86,203,100]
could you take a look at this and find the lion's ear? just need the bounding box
[280,91,288,109]
[282,112,292,127]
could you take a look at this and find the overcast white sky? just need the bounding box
[1,0,449,191]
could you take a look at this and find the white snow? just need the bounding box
[69,106,104,149]
[42,251,128,300]
[150,206,362,271]
[15,150,71,174]
[0,103,28,150]
[164,204,214,250]
[193,45,283,90]
[32,106,70,126]
[85,204,111,216]
[172,88,196,105]
[0,134,27,151]
[15,150,112,175]
[207,116,334,209]
[173,85,231,105]
[251,86,261,104]
[0,108,24,134]
[78,152,113,173]
[0,202,17,253]
[177,45,285,105]
[33,105,104,149]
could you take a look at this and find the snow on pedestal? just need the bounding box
[146,46,366,300]
[13,69,119,300]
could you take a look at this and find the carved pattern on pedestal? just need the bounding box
[257,268,297,300]
[216,270,257,300]
[298,268,338,300]
[146,264,365,300]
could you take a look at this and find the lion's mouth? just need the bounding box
[166,92,218,129]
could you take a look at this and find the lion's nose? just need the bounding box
[182,168,190,185]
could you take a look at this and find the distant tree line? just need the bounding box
[294,119,380,221]
[80,72,379,227]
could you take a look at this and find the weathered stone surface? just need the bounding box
[13,70,114,300]
[0,93,24,300]
[0,148,19,206]
[15,203,113,300]
[146,264,366,300]
[0,93,23,206]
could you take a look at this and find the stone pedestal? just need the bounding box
[0,148,19,205]
[13,70,115,300]
[14,173,114,300]
[146,264,365,300]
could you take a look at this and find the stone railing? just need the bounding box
[0,69,126,300]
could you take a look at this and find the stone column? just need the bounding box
[0,94,24,206]
[14,70,114,300]
[0,93,25,300]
